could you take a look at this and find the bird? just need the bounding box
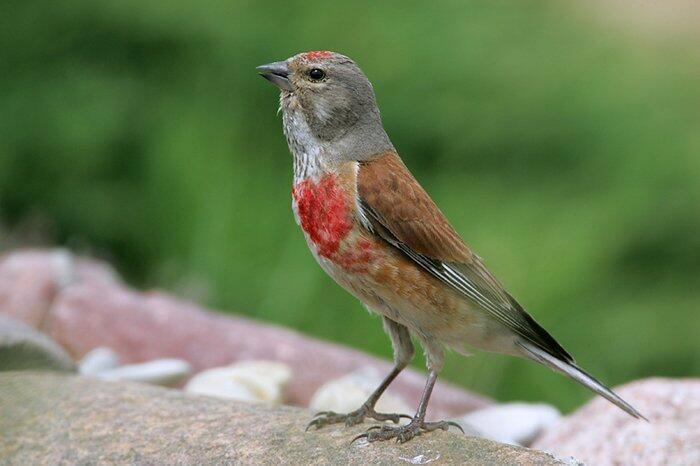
[257,51,646,444]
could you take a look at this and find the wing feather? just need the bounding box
[358,153,572,362]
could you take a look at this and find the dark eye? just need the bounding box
[308,68,325,81]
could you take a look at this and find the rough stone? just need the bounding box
[0,315,74,372]
[0,371,564,466]
[533,378,700,466]
[0,249,491,417]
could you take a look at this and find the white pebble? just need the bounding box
[96,359,191,386]
[78,347,120,375]
[184,360,292,404]
[456,402,561,446]
[309,367,411,415]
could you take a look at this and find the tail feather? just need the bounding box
[517,340,648,421]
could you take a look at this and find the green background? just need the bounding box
[1,1,698,412]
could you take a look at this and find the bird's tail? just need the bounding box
[516,340,648,421]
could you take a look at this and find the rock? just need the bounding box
[78,347,121,375]
[0,315,74,372]
[0,249,117,328]
[309,367,411,415]
[456,402,561,446]
[185,360,292,403]
[532,378,700,466]
[0,371,566,465]
[0,250,64,327]
[0,249,491,417]
[96,358,192,386]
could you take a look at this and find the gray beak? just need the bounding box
[256,61,293,91]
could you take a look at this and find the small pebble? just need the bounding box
[456,402,561,446]
[309,367,411,415]
[96,358,191,386]
[184,360,292,404]
[78,347,120,375]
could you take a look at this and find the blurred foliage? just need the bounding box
[1,0,699,412]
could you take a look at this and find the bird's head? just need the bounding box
[257,51,392,158]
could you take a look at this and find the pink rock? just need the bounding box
[0,249,491,418]
[0,249,64,328]
[532,378,700,466]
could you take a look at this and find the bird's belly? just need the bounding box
[314,242,503,352]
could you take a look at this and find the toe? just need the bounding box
[446,420,465,434]
[306,417,328,431]
[369,411,412,424]
[350,432,370,445]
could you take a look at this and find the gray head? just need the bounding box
[257,51,393,163]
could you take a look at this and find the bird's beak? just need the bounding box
[256,61,293,92]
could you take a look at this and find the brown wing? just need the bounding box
[357,152,572,362]
[357,152,472,263]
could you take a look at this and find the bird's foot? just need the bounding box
[352,418,464,444]
[306,404,410,431]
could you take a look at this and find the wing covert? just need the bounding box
[358,152,572,362]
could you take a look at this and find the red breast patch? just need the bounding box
[292,175,374,271]
[293,175,351,258]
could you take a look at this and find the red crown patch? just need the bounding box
[302,50,333,60]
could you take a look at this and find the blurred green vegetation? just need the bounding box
[1,1,698,412]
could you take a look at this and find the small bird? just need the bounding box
[257,51,645,443]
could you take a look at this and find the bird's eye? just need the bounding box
[308,68,325,81]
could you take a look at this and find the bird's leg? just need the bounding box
[353,339,463,443]
[307,318,414,430]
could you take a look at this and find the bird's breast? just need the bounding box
[292,172,376,272]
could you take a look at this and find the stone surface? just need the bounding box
[457,402,561,446]
[0,315,75,372]
[185,360,292,403]
[533,378,700,466]
[0,249,491,417]
[0,371,564,466]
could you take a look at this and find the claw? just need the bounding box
[305,420,319,432]
[306,414,336,431]
[446,420,465,434]
[350,433,369,445]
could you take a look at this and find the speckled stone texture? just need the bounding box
[0,371,565,466]
[533,378,700,466]
[0,249,491,417]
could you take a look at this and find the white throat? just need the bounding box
[281,103,326,183]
